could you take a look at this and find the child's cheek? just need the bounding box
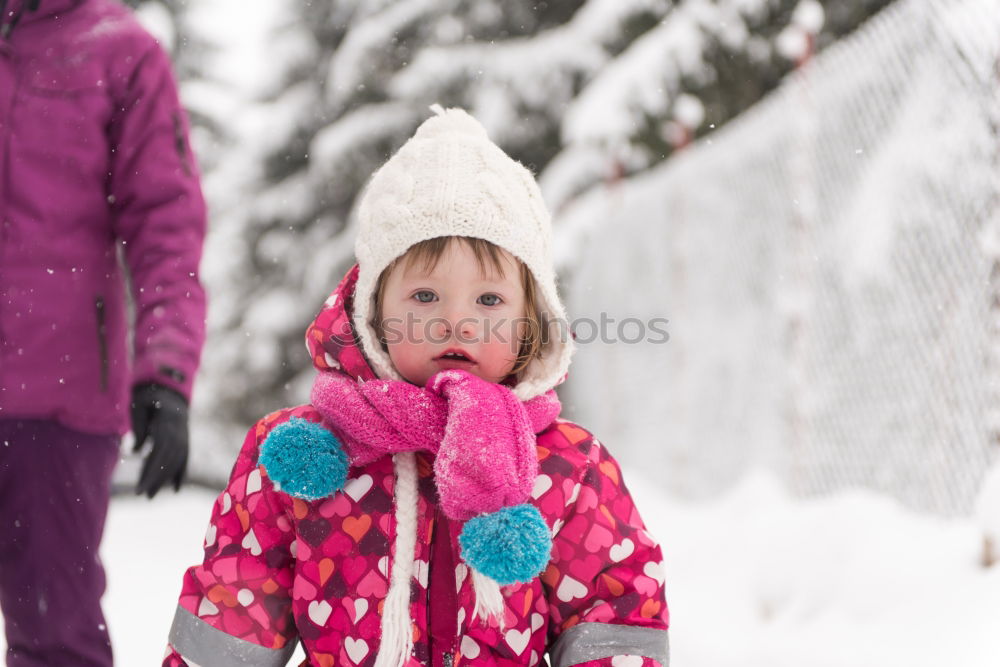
[387,341,426,385]
[494,321,521,360]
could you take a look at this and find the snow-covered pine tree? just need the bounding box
[192,0,898,481]
[195,1,407,431]
[197,0,672,445]
[545,0,897,212]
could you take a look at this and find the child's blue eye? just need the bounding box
[414,291,436,303]
[478,294,502,306]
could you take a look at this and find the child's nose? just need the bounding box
[435,314,478,341]
[455,318,477,340]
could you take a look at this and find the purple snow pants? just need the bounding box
[0,419,118,667]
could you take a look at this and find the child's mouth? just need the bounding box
[435,349,476,366]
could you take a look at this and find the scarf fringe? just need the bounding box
[374,453,418,667]
[471,569,506,630]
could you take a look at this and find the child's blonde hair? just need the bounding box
[370,236,543,381]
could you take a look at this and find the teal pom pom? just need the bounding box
[459,504,553,586]
[259,417,348,500]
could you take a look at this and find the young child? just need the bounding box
[164,107,669,667]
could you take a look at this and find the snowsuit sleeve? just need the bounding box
[163,419,298,666]
[542,437,670,667]
[107,38,207,400]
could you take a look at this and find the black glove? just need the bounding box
[131,382,189,498]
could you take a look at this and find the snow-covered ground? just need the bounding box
[628,472,1000,667]
[2,469,996,665]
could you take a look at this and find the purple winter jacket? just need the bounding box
[0,0,207,435]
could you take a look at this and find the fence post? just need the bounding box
[784,8,821,498]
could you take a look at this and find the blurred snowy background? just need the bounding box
[21,0,999,663]
[128,0,999,518]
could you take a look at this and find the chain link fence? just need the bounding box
[556,0,1000,515]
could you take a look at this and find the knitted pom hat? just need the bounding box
[352,105,574,400]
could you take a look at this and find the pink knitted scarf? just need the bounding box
[309,368,562,520]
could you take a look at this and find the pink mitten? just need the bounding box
[427,370,540,520]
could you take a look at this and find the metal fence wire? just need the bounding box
[557,0,1000,516]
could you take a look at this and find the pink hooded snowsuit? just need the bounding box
[164,265,669,667]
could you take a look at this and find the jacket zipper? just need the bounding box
[95,296,109,392]
[429,505,459,667]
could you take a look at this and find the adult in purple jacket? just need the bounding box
[0,0,206,664]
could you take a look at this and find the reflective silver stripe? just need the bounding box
[168,605,297,667]
[550,622,669,667]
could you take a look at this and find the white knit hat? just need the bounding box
[353,105,574,400]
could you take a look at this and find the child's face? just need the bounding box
[379,241,526,387]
